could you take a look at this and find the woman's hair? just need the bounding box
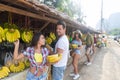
[31,32,43,47]
[73,32,82,40]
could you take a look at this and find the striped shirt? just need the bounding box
[23,47,49,75]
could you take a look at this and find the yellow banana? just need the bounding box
[50,32,56,41]
[0,66,9,79]
[10,61,25,73]
[6,29,20,43]
[2,67,10,73]
[0,26,4,42]
[21,31,33,43]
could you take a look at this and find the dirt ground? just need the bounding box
[64,39,120,80]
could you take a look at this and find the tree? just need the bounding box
[42,0,85,23]
[109,28,120,35]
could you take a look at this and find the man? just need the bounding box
[85,31,94,66]
[51,20,69,80]
[93,34,97,53]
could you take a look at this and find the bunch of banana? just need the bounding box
[0,66,10,79]
[71,44,78,49]
[6,28,20,43]
[2,28,8,41]
[0,26,4,43]
[47,54,62,63]
[21,30,33,43]
[9,61,25,73]
[24,59,30,68]
[46,37,52,45]
[50,32,56,41]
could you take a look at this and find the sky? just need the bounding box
[80,0,120,29]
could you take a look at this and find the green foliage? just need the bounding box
[54,0,73,17]
[109,28,120,35]
[43,0,85,23]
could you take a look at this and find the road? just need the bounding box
[64,40,120,80]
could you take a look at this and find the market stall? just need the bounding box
[0,0,99,80]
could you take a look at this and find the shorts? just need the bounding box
[52,66,66,80]
[26,71,47,80]
[74,49,81,55]
[85,45,92,54]
[85,45,92,50]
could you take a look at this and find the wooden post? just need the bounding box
[39,22,50,32]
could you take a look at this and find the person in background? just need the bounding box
[102,36,107,47]
[13,32,49,80]
[93,34,97,53]
[69,31,76,43]
[96,34,102,48]
[94,34,97,46]
[84,31,94,66]
[48,20,69,80]
[69,30,82,80]
[104,36,107,47]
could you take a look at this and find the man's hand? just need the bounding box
[46,44,52,51]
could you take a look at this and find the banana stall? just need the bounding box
[0,0,98,80]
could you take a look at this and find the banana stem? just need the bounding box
[8,12,12,24]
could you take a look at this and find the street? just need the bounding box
[64,40,120,80]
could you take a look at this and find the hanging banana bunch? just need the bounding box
[2,28,8,41]
[46,37,52,45]
[0,26,4,43]
[21,30,33,43]
[6,28,20,43]
[3,23,20,43]
[21,16,33,43]
[4,13,20,43]
[50,32,56,41]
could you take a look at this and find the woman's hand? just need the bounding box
[46,61,51,66]
[14,40,19,47]
[77,45,82,50]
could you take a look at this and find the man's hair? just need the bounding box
[57,20,66,29]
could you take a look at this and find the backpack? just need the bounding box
[86,34,93,46]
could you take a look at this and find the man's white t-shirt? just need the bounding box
[53,35,69,67]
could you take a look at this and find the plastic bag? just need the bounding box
[4,52,13,67]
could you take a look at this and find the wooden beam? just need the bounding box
[39,22,50,32]
[4,0,48,13]
[1,1,80,29]
[17,0,49,13]
[0,3,80,29]
[0,3,57,23]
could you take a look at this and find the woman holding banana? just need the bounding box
[70,30,82,80]
[13,32,50,80]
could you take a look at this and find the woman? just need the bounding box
[13,32,49,80]
[70,30,82,80]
